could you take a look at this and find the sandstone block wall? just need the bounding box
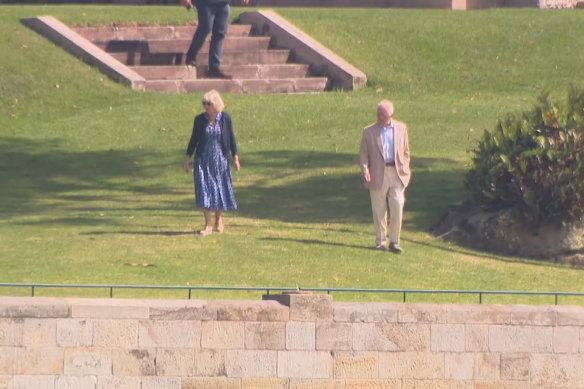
[0,295,583,388]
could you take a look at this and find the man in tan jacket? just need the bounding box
[359,100,411,253]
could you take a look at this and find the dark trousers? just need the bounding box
[186,1,230,71]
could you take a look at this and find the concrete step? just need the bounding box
[130,64,309,80]
[143,77,328,93]
[110,50,290,66]
[73,24,251,41]
[98,36,271,54]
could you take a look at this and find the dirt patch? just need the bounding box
[431,201,584,268]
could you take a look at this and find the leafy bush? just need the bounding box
[466,85,584,225]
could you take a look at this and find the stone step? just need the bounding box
[130,64,309,80]
[73,24,251,41]
[99,36,271,54]
[110,50,291,66]
[143,77,328,93]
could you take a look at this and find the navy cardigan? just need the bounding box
[185,112,238,159]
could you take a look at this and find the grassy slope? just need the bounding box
[0,5,583,302]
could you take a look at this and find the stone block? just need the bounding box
[500,353,529,381]
[286,321,315,350]
[0,319,23,346]
[226,350,277,377]
[289,379,345,389]
[194,349,226,377]
[0,376,11,389]
[264,293,332,322]
[378,352,444,379]
[113,349,156,376]
[14,347,64,374]
[67,298,148,319]
[0,297,69,319]
[139,320,201,348]
[141,376,181,389]
[345,379,401,388]
[473,353,500,380]
[0,348,16,374]
[277,351,333,378]
[144,299,216,321]
[93,319,139,348]
[353,323,429,352]
[461,305,511,325]
[22,318,56,347]
[473,382,529,389]
[56,319,92,347]
[509,305,556,326]
[96,376,141,389]
[402,381,470,389]
[553,326,580,353]
[201,321,244,349]
[245,322,285,350]
[13,375,55,389]
[581,327,584,353]
[55,375,97,389]
[333,351,377,378]
[181,377,240,389]
[155,348,194,377]
[241,378,288,389]
[214,300,289,321]
[64,348,112,375]
[363,303,400,323]
[556,306,584,326]
[398,303,448,324]
[488,325,553,352]
[431,324,465,352]
[530,353,584,387]
[444,352,473,380]
[465,325,489,352]
[333,302,368,323]
[316,322,352,351]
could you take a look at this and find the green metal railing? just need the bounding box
[1,282,584,305]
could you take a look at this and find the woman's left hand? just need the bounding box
[233,155,241,171]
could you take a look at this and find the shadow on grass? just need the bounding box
[1,138,465,234]
[236,150,465,230]
[0,136,167,219]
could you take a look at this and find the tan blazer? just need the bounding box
[359,120,411,189]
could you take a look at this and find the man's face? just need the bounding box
[377,105,392,125]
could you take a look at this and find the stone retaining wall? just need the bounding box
[0,294,583,388]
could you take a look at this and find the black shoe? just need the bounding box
[207,68,232,79]
[389,242,403,254]
[185,58,196,67]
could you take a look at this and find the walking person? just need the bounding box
[183,89,241,235]
[180,0,249,79]
[359,100,411,253]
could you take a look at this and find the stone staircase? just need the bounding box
[73,24,329,93]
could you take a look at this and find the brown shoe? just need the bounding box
[185,58,196,67]
[389,242,403,254]
[207,68,232,79]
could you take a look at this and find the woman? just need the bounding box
[183,89,241,235]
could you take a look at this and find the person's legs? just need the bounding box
[208,2,230,72]
[214,210,224,232]
[200,208,213,235]
[386,168,405,246]
[369,187,389,248]
[186,1,214,65]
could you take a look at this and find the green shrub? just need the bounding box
[466,85,584,225]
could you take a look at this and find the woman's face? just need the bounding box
[202,99,217,116]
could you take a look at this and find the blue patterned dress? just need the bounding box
[193,113,237,210]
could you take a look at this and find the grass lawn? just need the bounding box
[0,5,583,303]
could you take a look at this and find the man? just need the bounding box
[359,100,411,253]
[180,0,249,79]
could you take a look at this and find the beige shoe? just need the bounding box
[199,226,213,236]
[214,225,224,233]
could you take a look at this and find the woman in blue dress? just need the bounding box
[183,89,240,235]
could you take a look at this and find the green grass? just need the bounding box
[1,5,583,303]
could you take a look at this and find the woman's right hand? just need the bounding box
[183,156,191,172]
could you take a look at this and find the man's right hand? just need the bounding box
[362,171,371,183]
[181,0,193,10]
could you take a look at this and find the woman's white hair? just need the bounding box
[202,89,225,112]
